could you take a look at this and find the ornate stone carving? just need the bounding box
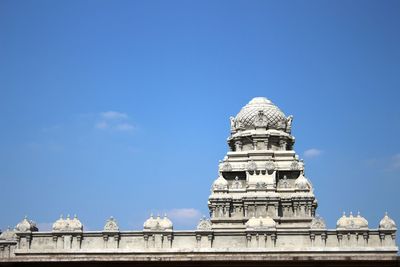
[336,212,368,230]
[254,110,268,128]
[278,175,290,188]
[232,176,242,189]
[234,140,242,151]
[235,97,286,130]
[290,161,300,170]
[295,172,311,190]
[15,216,38,232]
[143,214,173,231]
[246,216,276,230]
[212,175,228,190]
[286,115,293,133]
[0,227,16,240]
[379,212,396,230]
[221,162,232,172]
[247,160,257,171]
[104,216,119,232]
[256,182,267,189]
[265,160,275,171]
[229,116,236,131]
[52,215,83,232]
[197,217,212,231]
[310,215,326,230]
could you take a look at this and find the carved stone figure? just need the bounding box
[278,175,290,188]
[197,217,212,231]
[104,216,119,232]
[254,110,269,128]
[230,116,236,131]
[234,140,242,151]
[286,115,293,133]
[233,176,242,189]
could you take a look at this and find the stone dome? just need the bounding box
[235,97,287,130]
[143,214,173,231]
[143,214,158,230]
[69,215,83,231]
[379,213,396,230]
[295,172,312,191]
[246,216,276,230]
[15,216,38,232]
[336,212,368,230]
[0,227,16,240]
[52,215,68,231]
[212,175,228,190]
[52,215,83,232]
[159,215,173,230]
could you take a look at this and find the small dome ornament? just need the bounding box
[52,215,67,232]
[104,216,119,232]
[159,214,173,230]
[143,214,173,231]
[336,212,368,230]
[15,216,38,232]
[70,215,83,231]
[197,216,212,231]
[310,215,327,230]
[0,227,16,241]
[52,214,83,232]
[294,171,311,191]
[212,174,228,190]
[246,216,276,230]
[143,214,158,230]
[379,212,396,230]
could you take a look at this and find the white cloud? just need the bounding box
[115,123,134,131]
[100,111,128,120]
[95,111,134,132]
[304,148,322,158]
[365,153,400,172]
[95,121,108,129]
[386,154,400,171]
[167,208,202,225]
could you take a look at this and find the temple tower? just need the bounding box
[208,97,317,229]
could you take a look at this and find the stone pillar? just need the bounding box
[321,233,327,247]
[264,136,269,150]
[310,233,315,247]
[103,235,109,249]
[143,234,149,249]
[246,234,251,248]
[337,233,343,247]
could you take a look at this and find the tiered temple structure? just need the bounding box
[0,97,398,265]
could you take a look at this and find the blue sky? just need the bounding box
[0,0,399,231]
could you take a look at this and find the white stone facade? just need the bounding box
[0,97,397,263]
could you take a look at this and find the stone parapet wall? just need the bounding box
[0,229,397,261]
